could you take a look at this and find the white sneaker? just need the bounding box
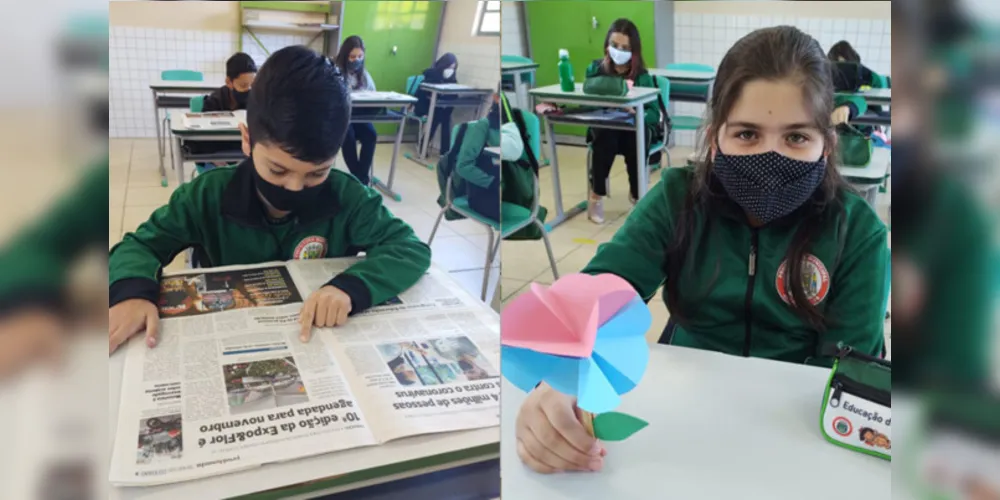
[587,195,605,224]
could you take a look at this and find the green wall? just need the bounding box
[342,1,443,135]
[525,1,656,137]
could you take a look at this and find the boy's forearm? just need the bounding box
[334,235,431,314]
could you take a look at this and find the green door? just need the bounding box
[342,1,443,136]
[525,0,656,138]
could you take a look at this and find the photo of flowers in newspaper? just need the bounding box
[377,336,498,387]
[223,357,309,415]
[158,266,302,318]
[136,414,183,465]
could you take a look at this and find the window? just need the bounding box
[473,0,500,36]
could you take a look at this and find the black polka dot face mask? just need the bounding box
[712,149,826,225]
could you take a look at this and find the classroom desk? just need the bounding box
[168,110,245,185]
[850,112,892,127]
[501,60,540,109]
[500,345,891,500]
[150,79,221,185]
[411,83,494,168]
[108,262,501,500]
[168,94,417,201]
[647,68,716,103]
[838,88,891,107]
[839,147,891,205]
[529,83,660,228]
[349,91,419,201]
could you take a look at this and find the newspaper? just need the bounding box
[108,258,500,486]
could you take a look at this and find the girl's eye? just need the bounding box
[786,133,809,145]
[735,130,757,141]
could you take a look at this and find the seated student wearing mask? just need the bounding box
[191,52,258,172]
[108,46,431,354]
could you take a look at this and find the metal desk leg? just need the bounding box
[153,89,167,187]
[172,136,185,185]
[542,116,585,229]
[420,91,439,159]
[515,75,529,111]
[635,105,649,198]
[372,114,405,202]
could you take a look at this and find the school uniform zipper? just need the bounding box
[830,375,891,408]
[742,229,759,357]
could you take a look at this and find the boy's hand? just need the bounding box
[831,105,851,125]
[0,310,64,379]
[109,299,159,354]
[299,285,352,342]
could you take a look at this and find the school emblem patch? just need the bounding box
[775,254,830,306]
[832,416,853,437]
[293,236,328,260]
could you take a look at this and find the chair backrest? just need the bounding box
[665,62,712,98]
[189,95,205,113]
[161,69,204,81]
[518,110,542,162]
[501,54,536,86]
[405,74,425,96]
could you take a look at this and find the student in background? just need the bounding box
[582,18,662,224]
[448,89,509,222]
[334,36,378,187]
[415,53,459,156]
[108,46,430,354]
[192,53,257,172]
[514,26,888,474]
[203,52,257,112]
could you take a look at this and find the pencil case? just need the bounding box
[819,342,892,460]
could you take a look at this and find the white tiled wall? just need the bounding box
[501,2,526,57]
[109,25,322,138]
[671,14,891,147]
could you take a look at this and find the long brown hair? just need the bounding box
[666,26,851,332]
[602,18,646,81]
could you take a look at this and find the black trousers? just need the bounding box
[589,129,639,199]
[343,122,377,186]
[428,108,454,155]
[466,176,501,223]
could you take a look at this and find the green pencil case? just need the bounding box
[819,343,892,460]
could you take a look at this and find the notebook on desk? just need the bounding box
[182,111,239,130]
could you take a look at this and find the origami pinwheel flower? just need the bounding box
[501,273,652,440]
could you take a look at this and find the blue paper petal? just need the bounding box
[576,356,621,414]
[500,346,552,393]
[597,296,652,338]
[592,334,648,395]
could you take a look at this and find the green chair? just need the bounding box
[402,74,431,167]
[665,63,711,164]
[428,118,559,301]
[501,54,536,88]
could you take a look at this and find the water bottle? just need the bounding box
[558,49,575,92]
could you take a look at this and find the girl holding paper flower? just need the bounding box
[515,26,888,474]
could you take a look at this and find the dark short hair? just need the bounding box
[226,52,258,80]
[246,45,350,163]
[859,428,875,440]
[827,41,861,63]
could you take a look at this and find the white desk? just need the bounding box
[501,61,540,110]
[168,110,245,185]
[500,345,890,499]
[529,83,660,228]
[109,263,500,500]
[838,88,891,107]
[348,91,419,201]
[839,147,891,206]
[410,83,494,168]
[647,67,716,84]
[149,79,221,186]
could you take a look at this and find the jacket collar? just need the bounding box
[221,159,341,227]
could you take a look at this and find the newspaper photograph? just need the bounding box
[109,259,500,486]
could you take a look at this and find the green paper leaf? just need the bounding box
[592,411,648,441]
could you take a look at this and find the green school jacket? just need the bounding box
[109,161,431,314]
[583,60,660,129]
[0,158,108,313]
[582,167,889,367]
[454,117,500,189]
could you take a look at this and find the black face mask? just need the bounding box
[348,59,364,72]
[233,89,249,107]
[250,163,326,213]
[713,149,826,225]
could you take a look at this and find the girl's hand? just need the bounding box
[626,107,636,115]
[515,382,606,473]
[626,79,635,90]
